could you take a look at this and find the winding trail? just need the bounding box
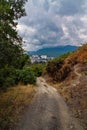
[72,65,82,85]
[74,65,81,78]
[16,77,84,130]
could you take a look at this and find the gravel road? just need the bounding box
[16,77,84,130]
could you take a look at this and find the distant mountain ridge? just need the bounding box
[28,45,78,57]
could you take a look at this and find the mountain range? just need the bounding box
[28,45,78,57]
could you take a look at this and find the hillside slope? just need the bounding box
[45,44,87,129]
[53,63,87,129]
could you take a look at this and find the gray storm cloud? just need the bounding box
[17,0,87,51]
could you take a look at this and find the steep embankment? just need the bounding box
[45,44,87,129]
[61,64,87,129]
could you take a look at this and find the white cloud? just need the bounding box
[17,0,87,51]
[17,23,36,36]
[62,24,69,37]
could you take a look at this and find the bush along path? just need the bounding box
[15,77,84,130]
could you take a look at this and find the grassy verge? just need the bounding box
[0,84,36,130]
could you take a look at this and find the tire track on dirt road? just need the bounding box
[15,77,84,130]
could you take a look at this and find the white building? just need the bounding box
[40,55,47,59]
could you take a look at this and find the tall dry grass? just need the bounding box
[0,84,36,130]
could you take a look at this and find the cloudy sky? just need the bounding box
[17,0,87,51]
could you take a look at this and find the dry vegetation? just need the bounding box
[53,64,87,129]
[0,84,36,130]
[46,44,87,82]
[45,44,87,129]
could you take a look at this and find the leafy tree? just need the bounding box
[0,0,37,88]
[0,0,27,43]
[0,0,27,68]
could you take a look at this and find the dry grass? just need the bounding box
[0,84,36,130]
[50,64,87,129]
[45,44,87,129]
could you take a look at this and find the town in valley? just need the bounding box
[30,55,54,64]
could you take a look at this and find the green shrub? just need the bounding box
[15,69,21,84]
[4,77,15,87]
[0,67,36,88]
[19,68,36,85]
[30,64,45,77]
[0,67,16,88]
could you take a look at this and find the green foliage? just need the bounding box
[0,0,27,43]
[30,64,46,77]
[52,52,70,63]
[0,0,28,69]
[4,77,15,87]
[16,54,30,69]
[0,67,36,88]
[0,42,23,69]
[19,68,36,85]
[0,0,35,88]
[0,67,16,88]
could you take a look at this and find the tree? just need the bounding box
[0,0,28,68]
[0,0,36,88]
[0,0,27,43]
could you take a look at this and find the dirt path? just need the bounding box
[72,65,82,85]
[16,77,84,130]
[74,65,81,78]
